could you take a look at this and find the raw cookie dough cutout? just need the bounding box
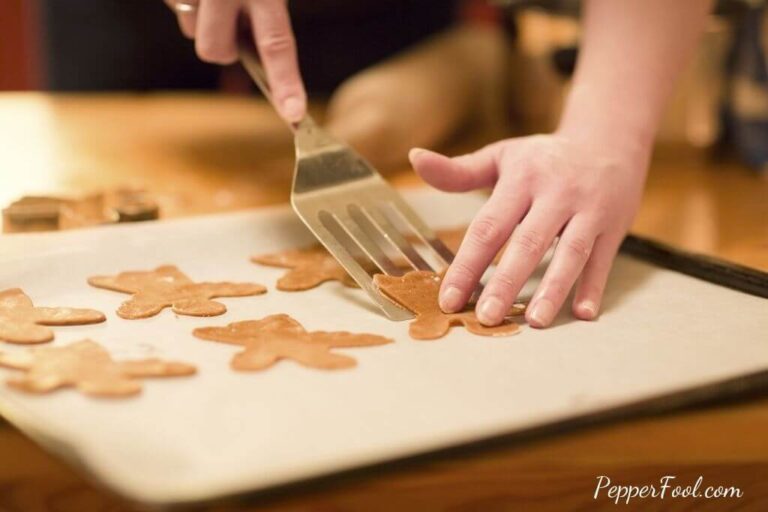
[251,246,357,291]
[88,265,266,319]
[0,288,105,344]
[251,227,471,291]
[193,314,392,371]
[375,271,524,340]
[0,339,196,397]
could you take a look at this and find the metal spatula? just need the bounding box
[239,44,454,320]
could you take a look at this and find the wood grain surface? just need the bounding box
[0,93,767,511]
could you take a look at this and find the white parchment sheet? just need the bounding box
[0,190,766,506]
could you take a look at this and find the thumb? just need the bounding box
[408,145,500,192]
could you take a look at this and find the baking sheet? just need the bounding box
[0,189,766,507]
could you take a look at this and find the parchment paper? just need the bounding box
[0,190,766,506]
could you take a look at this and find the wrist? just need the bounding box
[556,83,657,160]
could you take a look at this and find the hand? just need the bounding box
[165,0,306,123]
[409,132,651,328]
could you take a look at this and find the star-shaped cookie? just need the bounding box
[374,271,524,340]
[193,314,392,371]
[0,339,196,397]
[88,265,266,319]
[0,288,105,344]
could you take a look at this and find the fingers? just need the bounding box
[475,203,569,326]
[439,179,531,314]
[526,218,598,328]
[572,231,624,321]
[409,144,502,193]
[165,0,198,38]
[195,0,240,64]
[164,0,307,123]
[248,0,307,123]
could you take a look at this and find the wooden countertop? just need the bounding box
[1,93,767,510]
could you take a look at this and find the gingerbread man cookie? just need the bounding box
[88,265,266,319]
[0,288,105,344]
[374,271,524,340]
[0,339,196,397]
[251,227,472,292]
[251,246,357,291]
[193,314,392,371]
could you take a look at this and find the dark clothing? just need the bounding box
[41,0,457,94]
[42,0,219,91]
[291,0,457,93]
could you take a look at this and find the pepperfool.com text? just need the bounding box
[594,475,743,505]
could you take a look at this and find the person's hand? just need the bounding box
[165,0,306,123]
[409,131,651,328]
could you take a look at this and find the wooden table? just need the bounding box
[1,93,767,511]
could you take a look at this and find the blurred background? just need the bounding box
[0,0,766,172]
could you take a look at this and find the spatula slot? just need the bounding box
[346,204,407,275]
[376,201,453,273]
[357,203,433,272]
[317,210,380,278]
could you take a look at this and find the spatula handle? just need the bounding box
[238,42,307,132]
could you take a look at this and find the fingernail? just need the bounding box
[439,286,463,313]
[282,96,304,123]
[477,296,505,326]
[529,298,555,327]
[408,148,427,161]
[578,300,598,320]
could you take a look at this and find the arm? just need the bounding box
[559,0,713,156]
[410,0,713,327]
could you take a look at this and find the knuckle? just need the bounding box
[511,165,536,186]
[563,236,592,259]
[258,33,295,57]
[512,228,546,256]
[555,182,582,201]
[469,217,506,247]
[495,143,516,170]
[489,271,518,295]
[447,260,481,285]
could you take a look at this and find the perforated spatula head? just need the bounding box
[240,44,454,320]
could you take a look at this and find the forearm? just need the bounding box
[558,0,713,154]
